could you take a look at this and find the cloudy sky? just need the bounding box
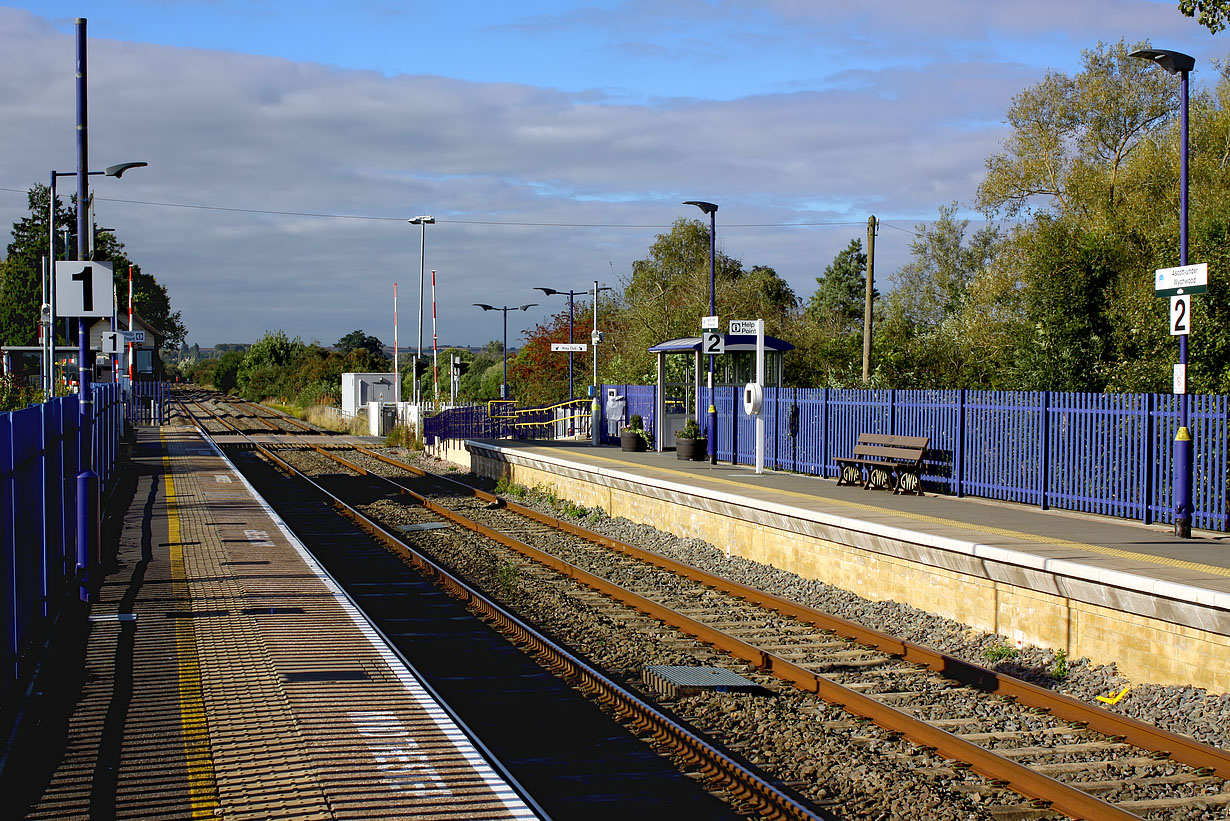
[0,2,1223,349]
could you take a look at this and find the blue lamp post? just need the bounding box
[1131,47,1196,538]
[684,200,719,464]
[473,303,537,400]
[534,286,587,399]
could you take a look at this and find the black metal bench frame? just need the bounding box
[834,433,929,496]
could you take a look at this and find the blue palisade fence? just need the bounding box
[426,385,1229,533]
[3,382,168,691]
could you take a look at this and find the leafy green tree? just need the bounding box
[0,184,186,355]
[611,218,795,384]
[237,330,305,400]
[977,40,1179,223]
[210,349,245,393]
[807,239,869,329]
[0,185,72,347]
[1178,0,1230,32]
[336,329,386,358]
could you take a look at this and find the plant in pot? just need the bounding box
[674,417,707,461]
[620,414,650,452]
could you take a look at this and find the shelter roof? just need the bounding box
[648,335,795,354]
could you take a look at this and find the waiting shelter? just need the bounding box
[648,334,793,451]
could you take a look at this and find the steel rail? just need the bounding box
[309,445,1140,821]
[344,442,1230,783]
[174,398,827,821]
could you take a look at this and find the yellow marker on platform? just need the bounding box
[1096,685,1132,705]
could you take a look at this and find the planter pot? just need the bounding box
[620,430,647,452]
[675,437,707,461]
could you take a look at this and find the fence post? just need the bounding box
[955,389,965,497]
[822,388,830,478]
[1039,390,1050,511]
[888,388,897,434]
[1144,393,1156,525]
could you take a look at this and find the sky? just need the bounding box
[0,1,1225,349]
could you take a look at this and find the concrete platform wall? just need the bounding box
[454,442,1229,693]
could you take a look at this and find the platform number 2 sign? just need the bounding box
[1170,294,1191,337]
[55,261,113,318]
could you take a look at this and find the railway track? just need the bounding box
[175,392,826,821]
[174,391,1230,820]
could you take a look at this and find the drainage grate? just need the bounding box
[642,665,763,699]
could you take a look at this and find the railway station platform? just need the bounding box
[6,425,538,820]
[448,438,1230,694]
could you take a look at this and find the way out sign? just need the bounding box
[56,261,113,317]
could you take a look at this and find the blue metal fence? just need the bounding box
[3,380,168,691]
[426,386,1229,532]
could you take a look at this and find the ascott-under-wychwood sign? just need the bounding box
[1154,263,1207,297]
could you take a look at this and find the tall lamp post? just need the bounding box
[408,216,434,408]
[684,200,719,464]
[534,286,588,398]
[1131,47,1196,538]
[473,303,537,400]
[45,161,146,397]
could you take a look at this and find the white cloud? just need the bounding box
[0,3,1221,347]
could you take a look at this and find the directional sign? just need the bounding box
[56,261,114,317]
[1155,263,1207,297]
[100,331,121,355]
[551,343,588,352]
[701,331,724,355]
[1170,295,1191,336]
[729,319,758,335]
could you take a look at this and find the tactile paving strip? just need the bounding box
[24,426,537,820]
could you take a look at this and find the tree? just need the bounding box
[0,184,186,354]
[806,239,869,329]
[336,329,386,358]
[1178,0,1230,33]
[611,218,795,384]
[236,330,305,400]
[977,40,1180,223]
[0,185,72,347]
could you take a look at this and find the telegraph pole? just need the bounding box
[863,215,877,383]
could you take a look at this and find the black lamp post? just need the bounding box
[474,303,537,400]
[534,286,588,399]
[1131,47,1196,538]
[684,200,718,464]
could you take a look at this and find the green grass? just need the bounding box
[982,642,1019,662]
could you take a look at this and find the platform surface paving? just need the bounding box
[10,426,536,820]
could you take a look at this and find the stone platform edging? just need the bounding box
[462,441,1229,692]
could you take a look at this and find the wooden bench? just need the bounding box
[834,433,929,495]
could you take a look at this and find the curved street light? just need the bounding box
[1130,47,1196,538]
[684,200,718,464]
[474,303,537,400]
[407,216,435,408]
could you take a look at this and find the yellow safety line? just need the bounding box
[161,431,221,816]
[572,450,1230,580]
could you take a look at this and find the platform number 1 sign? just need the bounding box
[1170,294,1191,337]
[55,261,113,317]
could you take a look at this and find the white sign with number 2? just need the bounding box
[1170,294,1191,337]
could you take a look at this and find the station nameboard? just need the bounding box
[1155,263,1207,297]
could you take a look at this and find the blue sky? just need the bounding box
[1,2,1224,347]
